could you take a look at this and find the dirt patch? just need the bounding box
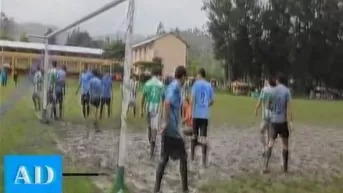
[54,122,343,193]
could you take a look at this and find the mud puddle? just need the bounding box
[54,122,343,193]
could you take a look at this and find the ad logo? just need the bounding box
[4,155,62,193]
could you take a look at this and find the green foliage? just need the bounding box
[45,28,57,44]
[102,40,125,61]
[0,12,15,41]
[19,32,29,42]
[203,0,343,91]
[66,28,103,48]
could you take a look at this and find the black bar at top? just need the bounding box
[62,173,109,177]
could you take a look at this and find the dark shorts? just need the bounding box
[81,93,90,105]
[90,97,101,108]
[270,122,289,139]
[101,97,111,106]
[192,118,209,137]
[162,136,187,159]
[55,92,64,104]
[47,90,55,104]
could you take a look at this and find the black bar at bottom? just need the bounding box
[63,173,109,177]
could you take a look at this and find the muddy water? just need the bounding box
[55,122,343,193]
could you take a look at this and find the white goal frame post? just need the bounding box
[29,0,135,192]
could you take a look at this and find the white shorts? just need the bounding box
[148,112,161,130]
[128,98,136,107]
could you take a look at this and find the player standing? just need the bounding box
[141,68,164,159]
[263,74,292,173]
[89,69,102,132]
[100,71,113,119]
[76,65,92,120]
[154,66,188,193]
[190,68,214,168]
[128,75,139,117]
[55,65,66,120]
[255,79,273,152]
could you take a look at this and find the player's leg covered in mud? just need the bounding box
[280,122,290,172]
[149,112,159,159]
[260,120,270,155]
[99,97,105,119]
[147,112,152,143]
[91,97,101,132]
[191,118,200,161]
[199,119,209,167]
[263,122,278,173]
[154,136,189,193]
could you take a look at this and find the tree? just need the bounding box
[20,32,29,42]
[65,28,101,48]
[204,0,343,92]
[0,12,15,40]
[102,40,125,61]
[45,28,57,44]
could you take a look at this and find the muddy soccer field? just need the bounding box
[52,93,343,193]
[1,86,343,193]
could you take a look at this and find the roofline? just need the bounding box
[132,33,189,49]
[0,40,104,55]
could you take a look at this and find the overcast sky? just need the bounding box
[3,0,208,35]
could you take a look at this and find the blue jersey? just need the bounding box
[269,84,291,123]
[101,75,113,98]
[191,79,214,119]
[80,72,92,94]
[164,80,182,138]
[89,77,102,99]
[55,69,66,93]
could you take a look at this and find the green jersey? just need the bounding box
[143,76,165,114]
[47,68,58,92]
[259,86,272,120]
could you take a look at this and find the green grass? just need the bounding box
[0,81,14,103]
[0,93,101,193]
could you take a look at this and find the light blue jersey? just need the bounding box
[164,79,182,138]
[56,69,66,93]
[89,77,102,99]
[80,71,92,94]
[191,79,214,119]
[101,75,113,98]
[269,84,291,123]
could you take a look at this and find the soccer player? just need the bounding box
[55,65,67,120]
[255,79,273,151]
[128,75,139,117]
[47,61,59,120]
[76,65,92,120]
[100,71,113,119]
[141,68,164,159]
[13,67,18,87]
[190,68,214,168]
[263,73,292,173]
[154,66,188,193]
[32,66,43,111]
[89,69,102,132]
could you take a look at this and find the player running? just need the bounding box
[190,68,214,168]
[89,69,102,132]
[141,68,164,159]
[47,61,59,120]
[154,66,188,193]
[128,75,139,117]
[255,79,272,152]
[100,71,113,119]
[263,73,292,173]
[55,65,67,120]
[76,65,92,120]
[32,66,43,111]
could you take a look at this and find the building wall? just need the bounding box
[152,34,187,76]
